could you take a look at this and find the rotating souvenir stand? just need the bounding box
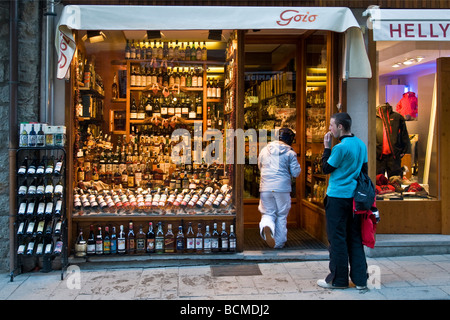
[11,146,68,281]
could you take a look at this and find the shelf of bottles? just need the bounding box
[74,219,237,257]
[305,64,327,205]
[73,124,234,217]
[14,147,67,274]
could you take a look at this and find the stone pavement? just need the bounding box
[1,253,449,301]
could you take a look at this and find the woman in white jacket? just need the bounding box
[258,128,301,248]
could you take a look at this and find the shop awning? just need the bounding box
[363,8,450,41]
[56,5,372,79]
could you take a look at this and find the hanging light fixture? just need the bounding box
[82,30,106,43]
[208,30,222,41]
[147,30,162,39]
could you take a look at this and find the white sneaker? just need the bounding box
[316,279,348,289]
[263,226,275,248]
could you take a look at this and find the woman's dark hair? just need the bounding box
[331,112,352,132]
[279,127,296,146]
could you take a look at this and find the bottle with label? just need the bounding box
[117,224,126,254]
[54,156,64,176]
[103,226,111,255]
[20,124,28,147]
[85,229,95,257]
[195,223,203,253]
[155,222,164,254]
[37,124,45,147]
[229,225,236,252]
[211,222,220,253]
[185,222,195,253]
[112,72,119,99]
[127,221,135,254]
[54,178,63,197]
[110,226,117,254]
[176,225,185,253]
[18,157,28,175]
[75,228,87,258]
[146,222,155,253]
[164,223,175,253]
[203,225,212,253]
[136,224,146,254]
[95,226,103,255]
[28,124,37,147]
[220,222,228,252]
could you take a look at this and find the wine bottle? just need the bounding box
[187,189,202,207]
[18,179,28,196]
[53,237,63,255]
[17,220,26,235]
[195,223,203,253]
[87,225,96,255]
[37,124,45,147]
[220,222,229,252]
[54,199,63,217]
[152,188,161,207]
[95,226,103,255]
[110,226,117,254]
[26,236,36,255]
[26,158,37,175]
[127,221,135,254]
[54,178,63,197]
[164,223,175,253]
[44,177,54,197]
[18,157,28,175]
[146,222,155,253]
[155,222,164,254]
[54,219,62,235]
[26,200,36,217]
[75,228,87,257]
[176,225,185,253]
[17,239,26,255]
[36,157,46,175]
[35,238,44,256]
[203,225,212,253]
[185,222,195,253]
[211,223,219,253]
[136,224,146,254]
[18,201,27,216]
[103,226,111,255]
[196,186,212,208]
[28,124,37,147]
[54,156,63,176]
[220,187,233,207]
[158,188,168,207]
[45,156,54,175]
[44,238,53,256]
[36,178,45,196]
[26,219,36,235]
[117,224,126,254]
[229,225,237,252]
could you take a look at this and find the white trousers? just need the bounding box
[258,192,291,248]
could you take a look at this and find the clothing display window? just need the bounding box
[376,40,447,202]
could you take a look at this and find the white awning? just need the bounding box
[363,8,450,41]
[56,5,372,79]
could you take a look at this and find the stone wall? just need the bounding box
[0,0,41,272]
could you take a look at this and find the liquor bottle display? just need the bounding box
[71,32,238,258]
[13,147,67,279]
[75,220,236,256]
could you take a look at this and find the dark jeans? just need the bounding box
[324,196,368,287]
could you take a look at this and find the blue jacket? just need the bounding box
[258,141,301,192]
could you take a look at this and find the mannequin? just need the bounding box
[396,91,418,120]
[376,103,411,177]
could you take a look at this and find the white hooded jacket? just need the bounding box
[258,141,301,193]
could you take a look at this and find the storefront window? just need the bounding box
[376,40,450,200]
[304,35,327,205]
[243,42,297,199]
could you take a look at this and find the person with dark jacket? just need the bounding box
[318,112,368,290]
[376,103,411,177]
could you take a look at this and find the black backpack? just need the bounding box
[354,169,376,211]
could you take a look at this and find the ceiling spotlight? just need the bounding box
[416,56,425,62]
[392,63,401,68]
[403,59,415,65]
[82,30,106,43]
[147,30,162,39]
[208,30,222,41]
